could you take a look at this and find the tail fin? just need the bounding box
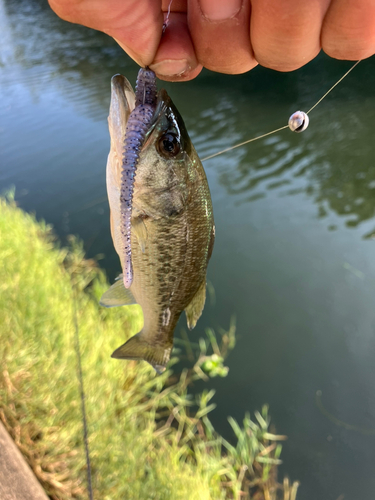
[111,332,172,374]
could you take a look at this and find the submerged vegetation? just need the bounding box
[0,195,299,500]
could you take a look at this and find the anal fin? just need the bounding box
[185,278,207,330]
[100,274,137,307]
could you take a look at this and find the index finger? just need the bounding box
[48,0,164,66]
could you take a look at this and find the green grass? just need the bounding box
[0,195,299,500]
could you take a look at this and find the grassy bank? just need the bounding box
[0,195,299,500]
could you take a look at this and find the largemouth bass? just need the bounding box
[101,68,215,373]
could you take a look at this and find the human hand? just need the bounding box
[48,0,375,81]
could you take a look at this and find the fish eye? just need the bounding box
[157,133,180,158]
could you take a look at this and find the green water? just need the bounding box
[1,0,375,498]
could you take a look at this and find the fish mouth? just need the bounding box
[108,74,136,155]
[111,74,175,146]
[110,74,136,117]
[109,76,190,155]
[109,74,165,145]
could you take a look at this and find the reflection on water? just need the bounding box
[1,1,375,499]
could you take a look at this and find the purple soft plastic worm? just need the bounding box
[120,68,157,289]
[135,68,157,107]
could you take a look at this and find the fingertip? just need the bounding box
[254,48,321,72]
[322,0,375,62]
[323,45,375,62]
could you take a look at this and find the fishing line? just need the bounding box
[306,59,360,114]
[201,125,289,162]
[163,0,173,32]
[201,59,361,163]
[72,290,94,500]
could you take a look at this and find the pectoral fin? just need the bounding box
[132,216,148,253]
[111,331,172,374]
[185,278,207,330]
[100,274,137,307]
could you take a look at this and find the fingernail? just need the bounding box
[199,0,242,21]
[150,59,190,77]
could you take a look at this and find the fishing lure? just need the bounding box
[120,68,157,289]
